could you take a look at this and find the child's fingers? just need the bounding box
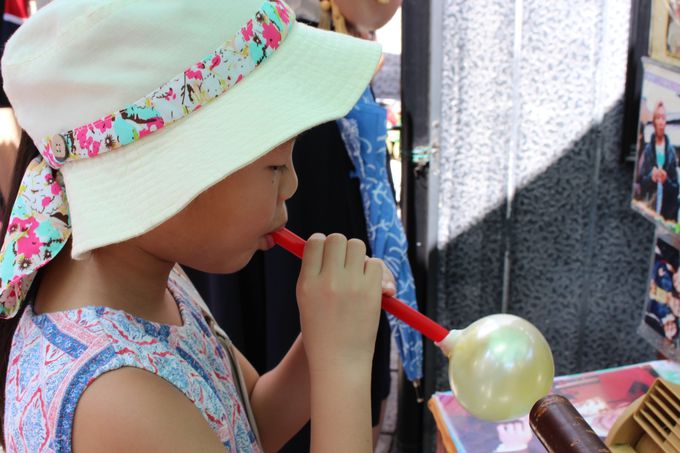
[321,233,348,274]
[382,281,396,296]
[377,260,396,296]
[300,233,326,276]
[364,257,383,284]
[345,238,366,272]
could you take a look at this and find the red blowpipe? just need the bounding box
[272,228,450,343]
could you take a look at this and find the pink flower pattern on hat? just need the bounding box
[0,0,295,319]
[39,0,294,169]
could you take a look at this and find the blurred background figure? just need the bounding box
[638,101,679,221]
[668,0,680,55]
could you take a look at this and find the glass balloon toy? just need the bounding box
[272,228,555,422]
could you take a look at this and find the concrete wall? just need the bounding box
[432,0,656,395]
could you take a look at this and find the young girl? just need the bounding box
[185,2,417,451]
[0,0,389,451]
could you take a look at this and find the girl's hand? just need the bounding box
[380,260,396,297]
[296,233,383,374]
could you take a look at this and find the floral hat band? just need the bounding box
[39,0,294,169]
[0,0,295,319]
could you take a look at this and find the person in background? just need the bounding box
[668,0,680,56]
[639,101,679,222]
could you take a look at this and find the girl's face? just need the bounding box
[136,139,297,273]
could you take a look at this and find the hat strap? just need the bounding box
[0,156,70,318]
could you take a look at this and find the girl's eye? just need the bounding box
[270,165,285,172]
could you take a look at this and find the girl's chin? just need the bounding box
[258,234,276,252]
[204,250,258,274]
[220,254,255,274]
[190,237,275,273]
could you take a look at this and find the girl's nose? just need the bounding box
[281,161,298,201]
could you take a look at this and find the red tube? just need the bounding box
[272,228,449,343]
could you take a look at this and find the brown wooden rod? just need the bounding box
[530,394,611,452]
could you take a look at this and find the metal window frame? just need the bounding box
[397,0,443,450]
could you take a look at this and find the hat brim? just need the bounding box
[61,23,381,258]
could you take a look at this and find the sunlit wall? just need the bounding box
[433,0,655,391]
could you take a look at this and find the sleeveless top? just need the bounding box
[4,266,260,453]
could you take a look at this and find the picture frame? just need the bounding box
[639,234,680,360]
[631,58,680,234]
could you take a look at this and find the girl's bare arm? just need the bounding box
[73,367,229,452]
[236,336,312,452]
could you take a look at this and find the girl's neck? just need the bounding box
[34,240,182,325]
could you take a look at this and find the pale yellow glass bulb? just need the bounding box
[443,314,554,422]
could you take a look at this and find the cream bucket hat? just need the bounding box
[0,0,380,318]
[2,0,380,257]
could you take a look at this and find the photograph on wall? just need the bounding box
[631,59,680,235]
[639,234,680,360]
[651,0,680,65]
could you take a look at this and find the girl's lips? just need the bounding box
[262,233,276,251]
[261,224,285,251]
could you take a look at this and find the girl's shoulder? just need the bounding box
[9,264,214,373]
[5,302,181,452]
